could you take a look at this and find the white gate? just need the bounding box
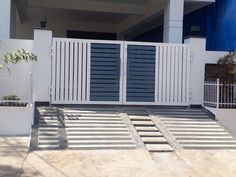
[51,38,191,106]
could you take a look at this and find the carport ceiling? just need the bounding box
[16,0,214,34]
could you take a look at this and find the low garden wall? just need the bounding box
[0,106,34,135]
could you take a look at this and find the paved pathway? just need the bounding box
[1,136,236,177]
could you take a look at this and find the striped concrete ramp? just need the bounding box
[64,107,136,150]
[151,107,236,149]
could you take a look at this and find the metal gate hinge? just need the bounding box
[189,89,192,100]
[190,51,193,62]
[49,86,52,96]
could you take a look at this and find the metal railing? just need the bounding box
[204,79,236,108]
[0,73,33,106]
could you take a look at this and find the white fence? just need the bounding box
[0,73,33,106]
[204,79,236,108]
[51,38,191,106]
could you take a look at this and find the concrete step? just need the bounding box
[67,140,134,145]
[153,109,202,112]
[39,123,58,126]
[65,124,126,128]
[179,140,236,144]
[155,112,207,115]
[68,144,136,150]
[66,129,129,132]
[64,117,123,121]
[166,124,221,128]
[126,110,147,115]
[160,118,214,121]
[63,107,118,111]
[39,136,59,140]
[38,141,59,145]
[169,128,225,132]
[39,117,58,120]
[63,110,119,114]
[172,132,230,136]
[175,136,235,140]
[38,144,59,149]
[182,144,236,149]
[65,120,124,124]
[132,121,155,126]
[162,121,218,125]
[39,119,58,122]
[39,125,59,128]
[67,136,132,140]
[158,115,209,118]
[142,137,168,144]
[66,132,130,136]
[136,126,158,132]
[146,144,173,152]
[38,132,59,136]
[129,116,151,121]
[138,131,163,137]
[38,130,59,133]
[65,114,120,117]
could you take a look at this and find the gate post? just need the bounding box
[32,29,53,103]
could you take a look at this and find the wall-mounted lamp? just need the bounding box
[40,16,48,29]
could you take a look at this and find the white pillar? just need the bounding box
[0,0,15,39]
[33,29,53,102]
[163,0,184,43]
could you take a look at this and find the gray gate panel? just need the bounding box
[90,43,120,101]
[127,45,156,102]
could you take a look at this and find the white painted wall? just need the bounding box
[32,29,52,102]
[184,38,227,105]
[0,0,11,39]
[206,107,236,137]
[0,39,33,101]
[0,106,34,135]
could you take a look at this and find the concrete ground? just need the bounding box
[1,137,236,177]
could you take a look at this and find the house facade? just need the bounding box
[0,0,234,107]
[0,0,217,43]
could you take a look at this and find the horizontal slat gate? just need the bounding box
[52,39,190,106]
[126,45,156,102]
[90,43,121,102]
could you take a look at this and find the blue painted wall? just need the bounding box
[206,0,236,51]
[131,0,236,51]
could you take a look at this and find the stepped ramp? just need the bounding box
[150,107,236,150]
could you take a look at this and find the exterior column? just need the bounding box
[163,0,184,43]
[0,0,15,39]
[33,29,53,102]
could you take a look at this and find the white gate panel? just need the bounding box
[51,38,84,104]
[156,44,190,105]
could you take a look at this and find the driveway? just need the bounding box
[1,136,236,177]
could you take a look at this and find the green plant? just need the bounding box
[1,95,20,106]
[2,95,20,101]
[0,49,37,72]
[217,52,236,82]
